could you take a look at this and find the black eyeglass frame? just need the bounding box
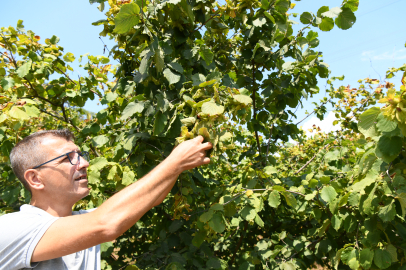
[32,151,90,169]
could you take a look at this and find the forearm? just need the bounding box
[152,176,177,206]
[94,158,180,237]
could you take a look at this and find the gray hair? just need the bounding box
[10,129,75,194]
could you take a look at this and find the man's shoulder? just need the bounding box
[0,205,57,232]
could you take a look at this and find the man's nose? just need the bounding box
[76,156,90,170]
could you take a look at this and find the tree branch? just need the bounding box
[0,34,18,68]
[295,144,330,175]
[251,62,261,155]
[231,221,248,266]
[191,9,221,35]
[295,97,333,126]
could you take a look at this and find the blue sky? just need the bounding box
[1,0,405,131]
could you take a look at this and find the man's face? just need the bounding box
[36,136,90,205]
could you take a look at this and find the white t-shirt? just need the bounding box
[0,204,100,270]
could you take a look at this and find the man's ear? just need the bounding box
[24,169,45,191]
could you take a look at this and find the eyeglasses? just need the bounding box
[32,151,90,169]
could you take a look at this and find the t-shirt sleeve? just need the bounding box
[0,213,59,269]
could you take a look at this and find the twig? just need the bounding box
[295,144,330,175]
[355,222,360,249]
[99,37,110,54]
[231,221,248,266]
[120,142,139,165]
[251,62,261,155]
[242,187,305,197]
[191,9,222,34]
[295,97,333,126]
[61,102,79,132]
[0,34,18,68]
[142,142,167,158]
[266,123,274,157]
[38,108,66,122]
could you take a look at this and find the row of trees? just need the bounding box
[2,0,406,269]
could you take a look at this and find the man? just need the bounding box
[0,129,212,269]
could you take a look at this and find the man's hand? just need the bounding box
[169,135,212,173]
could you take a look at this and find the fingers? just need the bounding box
[201,142,213,150]
[194,135,205,143]
[202,157,211,165]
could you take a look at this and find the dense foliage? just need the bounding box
[3,0,406,269]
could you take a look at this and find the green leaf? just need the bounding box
[16,60,32,78]
[317,6,329,17]
[125,265,141,270]
[280,262,296,270]
[360,248,374,269]
[300,12,313,24]
[386,244,398,263]
[192,230,206,248]
[154,48,165,72]
[341,247,358,265]
[320,175,330,185]
[90,157,109,170]
[240,205,256,220]
[122,170,135,186]
[282,191,297,208]
[331,215,342,231]
[253,17,266,27]
[114,3,141,34]
[121,102,144,120]
[163,68,181,85]
[376,136,402,162]
[320,186,337,204]
[348,257,360,270]
[268,190,281,208]
[199,48,214,66]
[200,210,214,222]
[1,77,14,90]
[254,214,264,227]
[206,257,222,269]
[396,193,406,218]
[378,200,396,222]
[153,111,167,135]
[201,102,224,115]
[376,113,397,132]
[9,107,29,120]
[264,165,277,175]
[63,52,76,63]
[50,35,60,44]
[309,179,318,188]
[318,17,334,31]
[335,7,356,30]
[24,105,40,117]
[233,95,252,105]
[321,7,342,18]
[261,0,269,9]
[350,169,378,192]
[168,62,184,74]
[374,249,392,269]
[92,135,109,147]
[264,12,275,23]
[168,220,183,233]
[210,203,224,211]
[107,165,118,180]
[208,213,225,233]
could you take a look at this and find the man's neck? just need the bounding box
[30,197,74,217]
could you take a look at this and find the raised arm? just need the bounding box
[31,136,211,262]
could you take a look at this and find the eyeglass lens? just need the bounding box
[68,152,89,165]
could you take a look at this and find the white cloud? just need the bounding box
[301,111,341,135]
[361,48,406,61]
